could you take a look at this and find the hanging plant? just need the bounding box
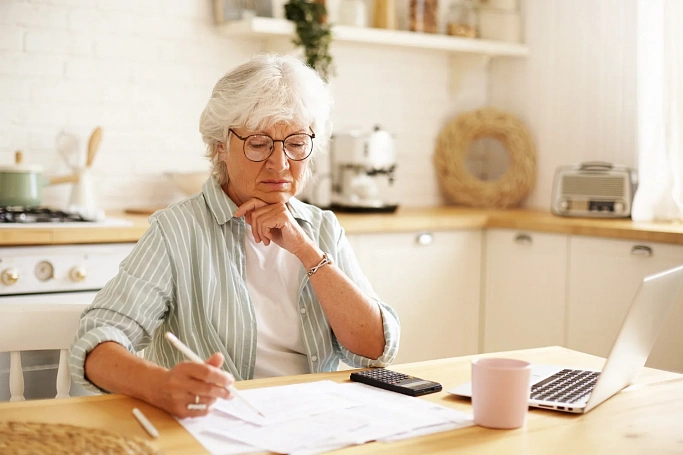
[285,0,335,82]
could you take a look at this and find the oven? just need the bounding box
[0,208,135,401]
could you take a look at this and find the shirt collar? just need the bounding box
[202,176,315,226]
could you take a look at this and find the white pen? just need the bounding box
[164,332,265,417]
[132,407,159,439]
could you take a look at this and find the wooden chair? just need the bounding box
[0,303,88,401]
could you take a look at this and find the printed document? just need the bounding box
[176,380,473,455]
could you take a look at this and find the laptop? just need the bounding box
[448,263,683,414]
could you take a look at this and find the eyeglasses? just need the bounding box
[229,129,315,162]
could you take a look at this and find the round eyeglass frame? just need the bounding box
[229,128,316,162]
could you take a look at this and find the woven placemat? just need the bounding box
[0,421,160,455]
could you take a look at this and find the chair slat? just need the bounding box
[9,351,25,402]
[56,349,71,399]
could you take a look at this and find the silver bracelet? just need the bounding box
[307,252,331,277]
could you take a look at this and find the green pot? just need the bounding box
[0,165,49,208]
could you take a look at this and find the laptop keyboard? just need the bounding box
[530,369,600,404]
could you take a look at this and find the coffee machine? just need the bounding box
[329,126,399,213]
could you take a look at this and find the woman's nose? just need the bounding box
[266,141,289,170]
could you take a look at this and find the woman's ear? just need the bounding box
[216,142,226,156]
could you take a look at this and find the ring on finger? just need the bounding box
[187,403,207,411]
[187,394,207,411]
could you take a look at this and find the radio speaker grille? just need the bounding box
[562,175,625,197]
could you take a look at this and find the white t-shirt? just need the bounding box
[244,225,310,379]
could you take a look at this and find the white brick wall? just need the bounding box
[0,0,483,211]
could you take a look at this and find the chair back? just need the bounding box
[0,303,87,401]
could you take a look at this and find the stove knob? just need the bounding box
[1,268,19,286]
[69,266,87,282]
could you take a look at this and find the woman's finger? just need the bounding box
[182,358,234,385]
[247,206,275,244]
[234,198,268,218]
[205,352,225,368]
[247,206,272,244]
[185,392,220,408]
[189,379,230,399]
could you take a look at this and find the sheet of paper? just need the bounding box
[179,380,474,455]
[206,409,369,454]
[177,410,262,455]
[286,404,473,455]
[332,382,472,425]
[379,420,474,442]
[212,380,361,425]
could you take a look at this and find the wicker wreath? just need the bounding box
[433,108,536,208]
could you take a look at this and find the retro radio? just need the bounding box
[551,162,638,218]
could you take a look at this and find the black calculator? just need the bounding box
[349,368,443,397]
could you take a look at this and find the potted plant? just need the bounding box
[285,0,335,82]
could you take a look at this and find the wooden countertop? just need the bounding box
[1,347,682,454]
[2,206,683,246]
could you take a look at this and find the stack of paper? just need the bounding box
[177,380,474,455]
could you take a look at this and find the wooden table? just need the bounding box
[2,346,683,454]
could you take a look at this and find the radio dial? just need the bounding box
[614,201,625,213]
[1,268,19,286]
[69,266,87,282]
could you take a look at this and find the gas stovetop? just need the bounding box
[0,207,93,223]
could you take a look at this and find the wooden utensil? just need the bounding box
[125,206,168,216]
[86,127,102,168]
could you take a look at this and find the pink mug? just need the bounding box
[471,358,532,429]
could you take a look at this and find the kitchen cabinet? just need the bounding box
[482,229,568,353]
[348,230,481,364]
[567,236,683,373]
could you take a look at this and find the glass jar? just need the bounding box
[446,0,479,38]
[409,0,438,33]
[338,0,368,26]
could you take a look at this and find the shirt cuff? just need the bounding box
[69,326,137,395]
[341,301,400,368]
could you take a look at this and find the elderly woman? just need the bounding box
[70,54,400,418]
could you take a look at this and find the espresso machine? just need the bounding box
[329,126,399,213]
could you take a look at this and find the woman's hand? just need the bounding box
[156,353,235,418]
[234,198,312,256]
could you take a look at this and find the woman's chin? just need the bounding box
[258,192,293,204]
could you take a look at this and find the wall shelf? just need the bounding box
[219,17,528,58]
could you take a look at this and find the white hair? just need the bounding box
[199,54,333,187]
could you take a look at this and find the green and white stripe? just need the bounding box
[70,177,400,393]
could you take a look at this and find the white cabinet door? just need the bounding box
[567,237,683,372]
[349,230,481,364]
[483,229,568,353]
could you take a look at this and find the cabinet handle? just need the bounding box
[415,232,434,246]
[514,233,533,245]
[631,245,653,257]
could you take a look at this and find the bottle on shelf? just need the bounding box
[338,0,368,26]
[373,0,398,29]
[445,0,479,38]
[409,0,438,33]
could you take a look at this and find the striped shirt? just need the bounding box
[70,176,400,393]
